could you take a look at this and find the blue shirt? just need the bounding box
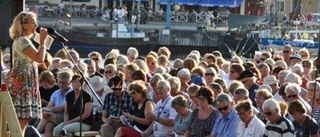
[50,87,73,107]
[212,109,240,137]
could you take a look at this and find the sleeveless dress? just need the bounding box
[7,36,42,119]
[132,99,150,131]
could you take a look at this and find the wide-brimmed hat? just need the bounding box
[290,54,302,61]
[263,75,279,85]
[89,76,106,92]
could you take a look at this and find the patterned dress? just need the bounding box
[186,108,218,137]
[8,36,42,119]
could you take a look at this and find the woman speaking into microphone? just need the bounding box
[8,11,48,134]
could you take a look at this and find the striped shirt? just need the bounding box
[264,116,295,137]
[312,106,320,127]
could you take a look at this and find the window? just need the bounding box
[277,1,285,12]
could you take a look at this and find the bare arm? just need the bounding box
[133,101,155,126]
[23,29,48,63]
[156,117,175,127]
[63,103,69,122]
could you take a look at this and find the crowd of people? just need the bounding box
[3,11,320,137]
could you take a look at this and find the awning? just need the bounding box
[107,0,149,2]
[158,0,200,5]
[198,0,243,7]
[173,0,200,5]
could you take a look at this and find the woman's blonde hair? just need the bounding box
[9,12,37,40]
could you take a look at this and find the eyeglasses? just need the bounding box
[264,111,273,116]
[130,91,137,95]
[105,70,113,74]
[112,88,122,91]
[283,51,290,54]
[91,58,99,61]
[218,104,229,111]
[58,81,69,85]
[286,94,298,98]
[242,80,248,84]
[205,73,215,76]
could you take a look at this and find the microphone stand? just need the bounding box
[60,42,103,137]
[314,28,320,111]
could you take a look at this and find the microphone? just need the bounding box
[36,27,68,43]
[47,27,68,43]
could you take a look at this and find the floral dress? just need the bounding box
[8,36,42,119]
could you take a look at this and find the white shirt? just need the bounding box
[237,115,265,137]
[153,96,177,137]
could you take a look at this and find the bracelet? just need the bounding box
[39,45,45,49]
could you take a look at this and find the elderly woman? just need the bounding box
[306,81,320,113]
[302,59,313,81]
[288,100,319,137]
[204,67,217,85]
[53,74,93,136]
[284,72,308,100]
[184,87,218,137]
[103,64,117,83]
[115,80,155,137]
[186,85,201,110]
[255,89,273,123]
[170,95,192,136]
[167,76,190,98]
[227,63,245,86]
[177,68,191,92]
[285,82,312,114]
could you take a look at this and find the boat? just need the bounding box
[252,27,319,54]
[46,22,158,57]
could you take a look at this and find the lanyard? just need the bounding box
[157,96,170,118]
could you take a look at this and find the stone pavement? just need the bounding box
[38,17,228,31]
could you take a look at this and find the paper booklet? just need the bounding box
[34,33,54,50]
[120,115,133,127]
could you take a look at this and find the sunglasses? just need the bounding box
[105,70,113,74]
[205,73,214,76]
[283,51,290,54]
[3,60,10,64]
[112,88,122,91]
[218,104,229,111]
[286,95,298,98]
[91,58,99,61]
[260,58,266,61]
[230,70,236,73]
[242,80,248,84]
[231,61,239,63]
[264,111,273,116]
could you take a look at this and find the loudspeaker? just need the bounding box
[0,0,24,47]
